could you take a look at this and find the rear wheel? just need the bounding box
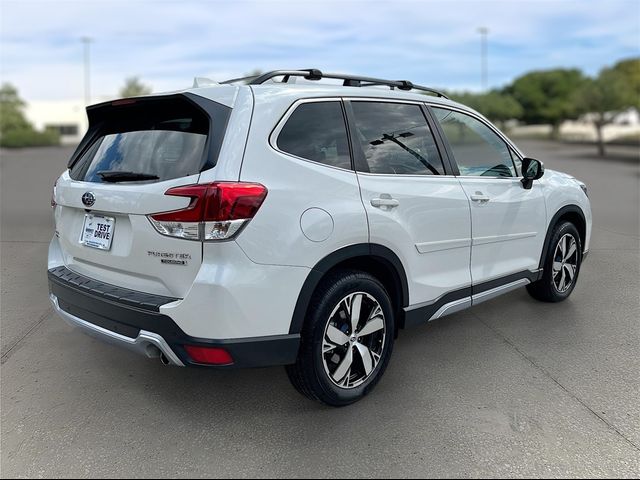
[527,221,582,302]
[286,270,395,406]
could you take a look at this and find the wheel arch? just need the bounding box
[539,204,587,269]
[289,244,409,335]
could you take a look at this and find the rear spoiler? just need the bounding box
[67,93,232,172]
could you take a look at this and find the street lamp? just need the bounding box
[477,27,489,91]
[80,37,93,105]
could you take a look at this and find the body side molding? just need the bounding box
[415,237,471,254]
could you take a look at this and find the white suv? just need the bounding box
[49,69,592,406]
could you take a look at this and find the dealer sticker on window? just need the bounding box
[80,214,115,251]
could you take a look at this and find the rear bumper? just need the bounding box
[50,293,185,366]
[48,266,300,368]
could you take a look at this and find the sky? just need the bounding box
[1,0,639,102]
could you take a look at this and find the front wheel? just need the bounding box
[527,221,582,302]
[286,270,395,406]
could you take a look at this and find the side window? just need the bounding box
[350,102,445,175]
[277,101,351,169]
[432,107,515,177]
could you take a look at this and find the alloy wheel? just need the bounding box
[322,292,386,389]
[553,233,578,293]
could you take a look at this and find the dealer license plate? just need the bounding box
[80,214,115,251]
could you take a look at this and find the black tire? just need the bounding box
[286,269,395,407]
[527,221,582,302]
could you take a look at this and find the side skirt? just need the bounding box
[402,269,542,328]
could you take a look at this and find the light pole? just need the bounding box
[478,27,489,91]
[80,37,93,105]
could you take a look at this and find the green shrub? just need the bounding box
[0,127,60,148]
[0,83,61,148]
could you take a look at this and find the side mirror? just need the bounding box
[521,157,544,189]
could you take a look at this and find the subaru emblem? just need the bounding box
[82,192,96,207]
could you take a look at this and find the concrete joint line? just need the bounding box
[474,312,640,453]
[1,307,53,364]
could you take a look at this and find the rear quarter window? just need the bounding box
[276,101,351,170]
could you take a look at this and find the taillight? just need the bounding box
[148,182,267,241]
[184,345,234,365]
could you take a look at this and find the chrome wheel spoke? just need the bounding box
[358,315,384,337]
[564,263,576,282]
[323,340,338,354]
[559,236,567,258]
[332,346,353,383]
[326,324,349,347]
[564,239,577,261]
[355,342,379,376]
[339,369,352,387]
[349,293,363,334]
[559,268,566,291]
[552,261,563,276]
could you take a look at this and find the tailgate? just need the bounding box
[52,94,231,298]
[54,172,203,297]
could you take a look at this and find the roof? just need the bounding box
[246,83,467,110]
[174,82,472,116]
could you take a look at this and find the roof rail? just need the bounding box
[220,75,259,85]
[223,69,449,99]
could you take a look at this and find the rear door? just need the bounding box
[53,95,230,298]
[430,106,547,286]
[346,99,472,309]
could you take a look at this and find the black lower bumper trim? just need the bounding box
[48,267,300,368]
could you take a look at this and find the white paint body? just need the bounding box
[457,176,547,285]
[49,82,592,341]
[357,173,472,304]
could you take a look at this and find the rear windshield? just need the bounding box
[70,98,211,183]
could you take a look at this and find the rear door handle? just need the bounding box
[470,193,490,203]
[371,195,400,208]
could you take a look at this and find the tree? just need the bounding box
[508,69,587,138]
[0,83,31,134]
[0,83,59,148]
[608,58,640,109]
[479,92,523,128]
[119,77,152,98]
[574,59,639,156]
[449,90,523,129]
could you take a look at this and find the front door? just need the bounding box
[431,106,547,286]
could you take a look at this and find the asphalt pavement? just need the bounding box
[1,140,639,478]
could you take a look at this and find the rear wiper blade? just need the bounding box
[97,171,159,182]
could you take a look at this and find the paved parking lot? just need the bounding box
[1,140,639,478]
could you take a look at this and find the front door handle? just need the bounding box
[470,193,490,203]
[371,194,400,208]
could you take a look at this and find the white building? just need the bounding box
[24,99,99,145]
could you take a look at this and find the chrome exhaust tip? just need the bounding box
[160,353,171,366]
